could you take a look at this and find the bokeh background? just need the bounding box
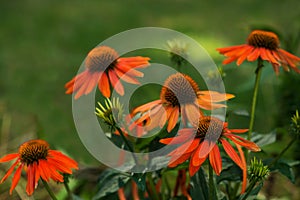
[0,0,299,199]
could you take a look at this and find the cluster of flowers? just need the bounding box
[0,29,299,197]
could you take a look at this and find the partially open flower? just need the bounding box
[291,110,300,137]
[0,139,78,196]
[96,97,124,128]
[249,157,269,183]
[217,30,300,74]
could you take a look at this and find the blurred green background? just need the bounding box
[0,0,300,199]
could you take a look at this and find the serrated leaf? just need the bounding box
[190,168,209,200]
[93,169,130,200]
[252,131,276,147]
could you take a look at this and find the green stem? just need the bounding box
[269,139,295,167]
[63,180,73,200]
[146,173,160,200]
[241,179,257,200]
[209,164,217,200]
[116,126,139,165]
[41,179,58,200]
[248,59,264,140]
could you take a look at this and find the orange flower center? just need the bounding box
[160,73,199,107]
[247,30,279,50]
[19,139,49,165]
[196,116,224,141]
[85,46,119,72]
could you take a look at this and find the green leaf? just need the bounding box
[252,131,276,147]
[93,169,130,200]
[190,168,209,200]
[131,173,146,191]
[270,160,300,183]
[238,182,263,200]
[216,164,242,184]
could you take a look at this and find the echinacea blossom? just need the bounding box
[65,46,150,99]
[160,116,261,193]
[131,73,234,132]
[0,139,78,196]
[217,30,300,74]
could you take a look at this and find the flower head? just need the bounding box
[0,139,78,196]
[217,30,300,74]
[249,157,269,183]
[65,46,150,99]
[291,110,300,137]
[96,97,124,128]
[131,73,234,132]
[160,116,260,193]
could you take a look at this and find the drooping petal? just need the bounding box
[236,46,254,65]
[169,152,192,168]
[198,91,235,102]
[114,67,140,84]
[225,134,261,152]
[131,100,162,115]
[98,72,111,97]
[191,144,207,167]
[0,153,19,163]
[48,150,78,169]
[247,48,260,61]
[9,164,23,195]
[26,164,36,196]
[221,139,243,169]
[169,138,200,156]
[189,161,202,177]
[84,72,100,95]
[108,69,124,96]
[236,144,247,194]
[183,103,201,126]
[216,45,247,54]
[167,107,179,132]
[209,145,222,175]
[160,131,194,145]
[1,159,20,183]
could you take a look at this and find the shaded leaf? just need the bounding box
[217,164,242,184]
[238,182,263,200]
[93,169,130,200]
[190,168,209,200]
[271,160,300,184]
[252,131,276,147]
[131,173,146,191]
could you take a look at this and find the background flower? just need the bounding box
[0,139,78,196]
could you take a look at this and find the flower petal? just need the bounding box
[9,164,23,195]
[221,139,243,169]
[209,145,222,175]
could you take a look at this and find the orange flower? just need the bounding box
[160,116,261,193]
[65,46,150,99]
[0,139,78,196]
[131,73,234,132]
[217,30,300,74]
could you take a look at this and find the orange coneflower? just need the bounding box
[65,46,150,99]
[160,116,261,193]
[0,139,78,196]
[217,30,300,74]
[131,73,234,132]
